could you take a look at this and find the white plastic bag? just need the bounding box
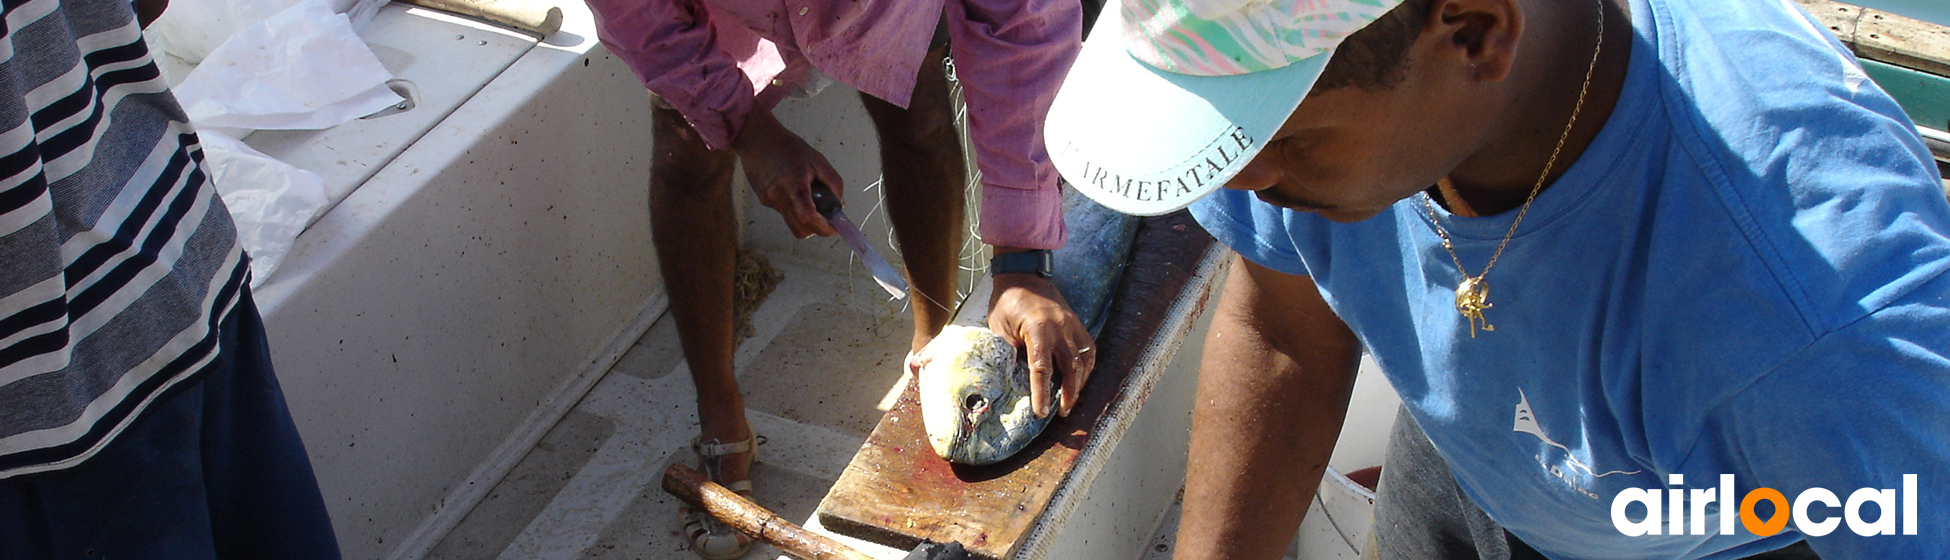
[169,0,403,285]
[173,0,402,135]
[198,131,330,288]
[146,0,300,69]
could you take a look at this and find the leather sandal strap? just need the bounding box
[693,435,756,458]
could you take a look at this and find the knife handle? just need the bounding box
[810,181,841,218]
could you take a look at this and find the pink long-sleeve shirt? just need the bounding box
[586,0,1080,250]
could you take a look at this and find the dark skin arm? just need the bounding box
[1174,255,1362,560]
[135,0,166,28]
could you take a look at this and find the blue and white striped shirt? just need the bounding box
[0,0,247,478]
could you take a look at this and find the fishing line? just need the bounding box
[858,54,986,323]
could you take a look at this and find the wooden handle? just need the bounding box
[401,0,563,36]
[662,463,880,560]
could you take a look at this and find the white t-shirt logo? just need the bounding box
[1514,389,1642,500]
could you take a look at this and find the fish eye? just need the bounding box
[964,393,987,410]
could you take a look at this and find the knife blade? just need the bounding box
[811,182,909,299]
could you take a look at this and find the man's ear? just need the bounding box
[1425,0,1523,82]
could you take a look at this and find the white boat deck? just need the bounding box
[421,256,922,560]
[405,252,1395,560]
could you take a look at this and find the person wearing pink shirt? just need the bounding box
[582,0,1092,557]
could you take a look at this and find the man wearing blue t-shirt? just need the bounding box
[1045,0,1949,558]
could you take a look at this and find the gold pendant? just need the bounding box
[1454,276,1495,338]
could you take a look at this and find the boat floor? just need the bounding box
[421,253,922,560]
[418,252,1305,560]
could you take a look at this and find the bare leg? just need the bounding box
[860,44,966,353]
[651,103,752,484]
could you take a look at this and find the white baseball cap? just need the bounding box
[1046,0,1406,216]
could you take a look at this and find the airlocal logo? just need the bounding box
[1611,474,1918,537]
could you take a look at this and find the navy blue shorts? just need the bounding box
[0,290,341,560]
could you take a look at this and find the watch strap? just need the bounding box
[990,250,1053,278]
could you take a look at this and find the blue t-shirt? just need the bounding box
[1191,0,1950,557]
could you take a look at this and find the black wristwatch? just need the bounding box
[990,249,1053,278]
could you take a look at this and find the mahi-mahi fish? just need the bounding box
[917,189,1140,465]
[918,325,1046,465]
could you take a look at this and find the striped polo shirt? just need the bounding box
[0,0,248,478]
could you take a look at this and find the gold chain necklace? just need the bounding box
[1424,0,1607,338]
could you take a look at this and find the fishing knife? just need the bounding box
[811,182,909,299]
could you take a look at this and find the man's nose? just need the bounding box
[1225,154,1280,191]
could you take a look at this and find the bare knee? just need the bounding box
[862,95,960,155]
[652,104,737,196]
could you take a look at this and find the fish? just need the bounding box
[1050,187,1141,338]
[918,188,1141,465]
[918,325,1046,465]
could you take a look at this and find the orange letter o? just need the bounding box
[1741,488,1791,536]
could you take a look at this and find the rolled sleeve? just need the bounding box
[981,181,1067,250]
[586,0,755,149]
[945,0,1081,250]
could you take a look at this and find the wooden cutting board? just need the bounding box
[814,212,1215,560]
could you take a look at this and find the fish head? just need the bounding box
[917,326,1052,465]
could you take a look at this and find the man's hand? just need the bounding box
[988,266,1095,418]
[731,106,842,238]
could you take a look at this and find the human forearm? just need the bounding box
[587,0,754,150]
[943,0,1081,192]
[1175,256,1361,560]
[978,186,1066,251]
[946,0,1081,251]
[135,0,166,28]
